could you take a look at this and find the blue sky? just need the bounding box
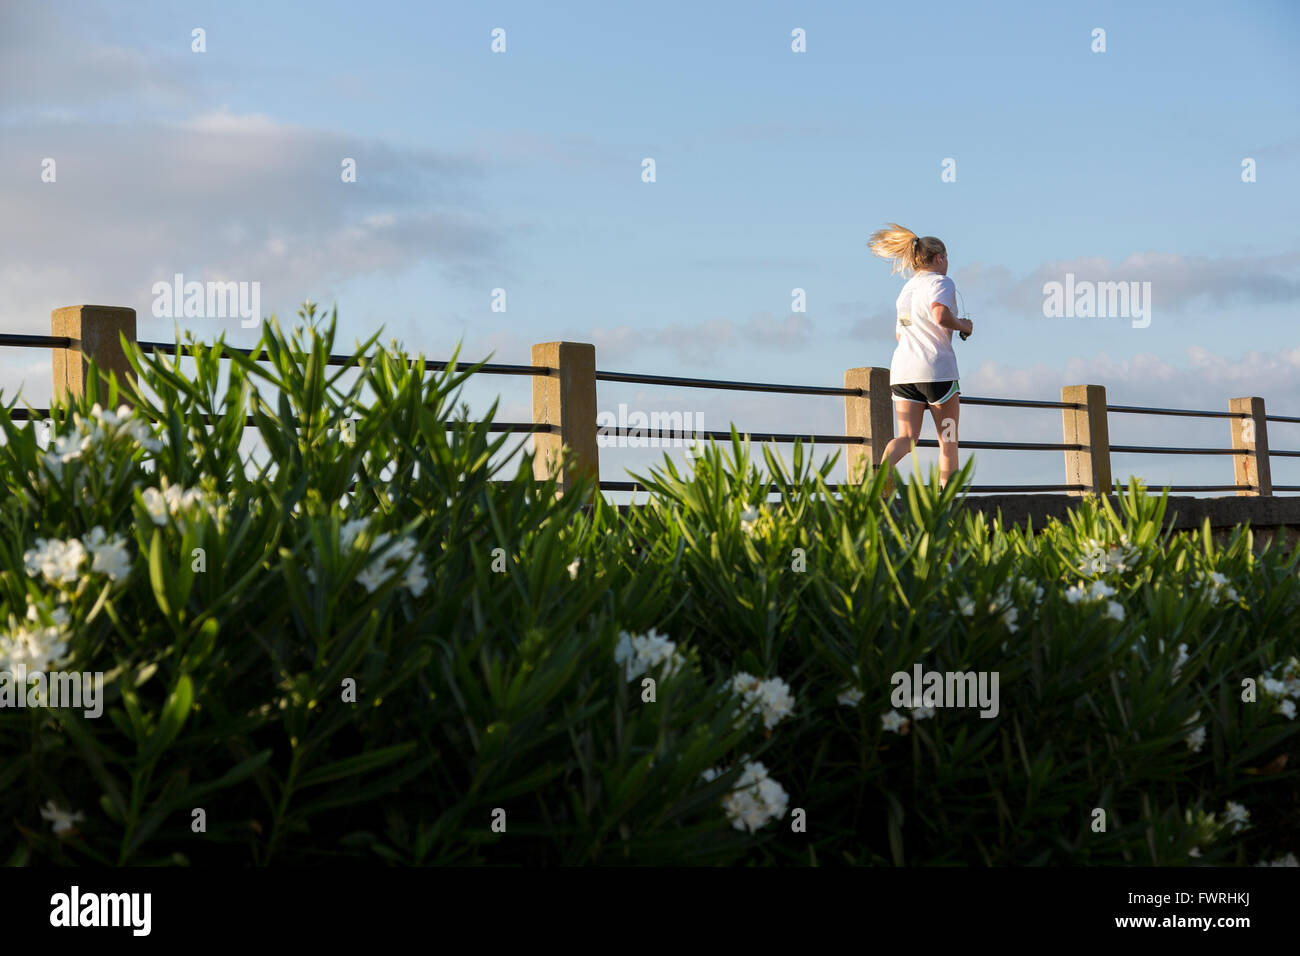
[2,0,1298,493]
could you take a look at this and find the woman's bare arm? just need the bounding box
[931,302,972,333]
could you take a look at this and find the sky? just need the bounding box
[2,0,1298,495]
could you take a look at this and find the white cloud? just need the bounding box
[957,251,1300,317]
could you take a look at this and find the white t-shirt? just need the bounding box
[890,271,959,385]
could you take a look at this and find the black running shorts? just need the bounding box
[890,380,960,405]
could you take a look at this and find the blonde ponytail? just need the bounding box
[868,222,947,277]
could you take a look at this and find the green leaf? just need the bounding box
[296,742,419,789]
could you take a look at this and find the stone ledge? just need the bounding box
[947,494,1300,531]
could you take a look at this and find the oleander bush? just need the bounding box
[2,307,1298,866]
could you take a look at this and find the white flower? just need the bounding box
[739,506,761,536]
[910,696,935,721]
[41,451,65,480]
[1079,540,1108,575]
[52,433,90,463]
[730,672,796,730]
[881,709,909,734]
[339,518,370,551]
[754,677,795,729]
[1200,570,1241,605]
[1277,699,1296,720]
[355,563,389,594]
[84,526,132,581]
[338,520,426,597]
[1089,580,1116,601]
[1105,543,1138,573]
[999,605,1020,633]
[22,537,87,585]
[1079,536,1139,576]
[1223,801,1250,834]
[1184,726,1206,753]
[402,555,429,597]
[140,487,169,525]
[837,686,864,707]
[1261,676,1287,697]
[703,760,788,833]
[1171,644,1190,682]
[163,484,205,514]
[1063,579,1124,621]
[615,629,685,683]
[1189,847,1201,858]
[39,801,85,836]
[0,616,72,674]
[956,595,975,617]
[566,558,580,580]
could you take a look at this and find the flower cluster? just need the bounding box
[1223,800,1251,834]
[77,404,163,452]
[1065,579,1125,621]
[1076,534,1140,576]
[730,672,796,730]
[739,504,774,539]
[701,760,789,832]
[1258,656,1300,720]
[1184,801,1251,857]
[957,578,1038,634]
[880,699,935,734]
[0,601,73,674]
[23,528,132,586]
[38,403,163,483]
[1190,570,1241,605]
[141,483,207,525]
[339,518,428,596]
[613,629,686,683]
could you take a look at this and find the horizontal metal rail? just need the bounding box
[909,438,1083,451]
[1106,403,1249,420]
[1,407,547,433]
[1110,445,1239,455]
[595,369,859,397]
[134,341,553,378]
[0,333,73,349]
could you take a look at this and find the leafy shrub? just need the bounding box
[3,307,1297,866]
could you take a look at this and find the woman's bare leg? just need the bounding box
[929,394,961,486]
[883,399,925,470]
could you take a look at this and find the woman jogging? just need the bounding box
[867,223,974,492]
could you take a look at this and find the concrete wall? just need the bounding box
[945,494,1300,556]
